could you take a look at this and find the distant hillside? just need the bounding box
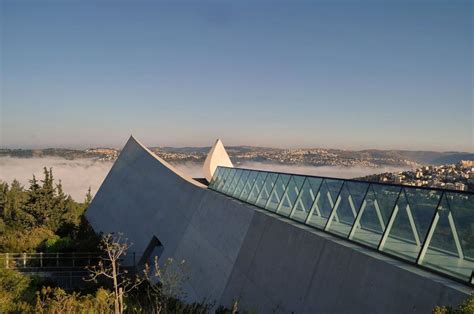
[1,146,472,167]
[372,150,474,165]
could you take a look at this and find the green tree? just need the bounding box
[433,294,474,314]
[0,182,9,220]
[24,175,42,226]
[0,268,34,313]
[6,180,30,228]
[85,186,92,206]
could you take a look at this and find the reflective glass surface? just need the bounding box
[232,170,250,198]
[326,181,369,237]
[277,175,305,217]
[208,167,222,188]
[306,179,343,229]
[216,168,231,191]
[256,173,278,208]
[247,172,268,204]
[209,167,474,284]
[380,188,442,261]
[221,169,238,194]
[240,171,258,201]
[224,169,243,195]
[265,174,291,212]
[350,184,401,248]
[419,193,474,281]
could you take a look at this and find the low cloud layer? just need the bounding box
[0,157,411,201]
[235,162,410,179]
[0,157,113,201]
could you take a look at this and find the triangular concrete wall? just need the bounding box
[203,139,233,182]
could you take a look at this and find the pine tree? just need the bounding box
[27,175,40,204]
[55,180,67,211]
[0,182,9,220]
[25,171,52,227]
[8,180,31,228]
[85,187,92,206]
[41,167,55,208]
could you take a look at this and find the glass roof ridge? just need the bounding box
[209,166,474,286]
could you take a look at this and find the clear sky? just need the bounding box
[1,0,472,151]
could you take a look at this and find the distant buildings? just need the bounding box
[460,160,474,167]
[363,161,474,191]
[85,148,119,161]
[468,173,474,192]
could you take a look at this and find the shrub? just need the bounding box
[433,294,474,314]
[0,227,55,252]
[0,268,33,313]
[42,236,73,253]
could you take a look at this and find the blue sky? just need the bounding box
[1,0,472,151]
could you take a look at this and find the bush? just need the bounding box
[35,286,114,313]
[0,268,33,313]
[42,236,73,253]
[433,294,474,314]
[0,227,55,252]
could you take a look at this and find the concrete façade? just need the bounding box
[86,135,472,313]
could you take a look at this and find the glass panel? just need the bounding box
[256,173,279,208]
[232,170,250,198]
[210,167,474,284]
[447,193,474,261]
[265,174,291,213]
[208,167,222,188]
[221,169,237,194]
[210,167,221,190]
[239,171,258,201]
[326,181,369,237]
[278,175,306,217]
[215,168,230,191]
[351,184,401,248]
[247,172,268,204]
[224,169,243,195]
[290,177,323,223]
[381,188,442,261]
[421,193,474,281]
[306,179,344,229]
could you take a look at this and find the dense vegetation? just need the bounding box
[0,167,98,253]
[0,169,230,313]
[0,168,471,313]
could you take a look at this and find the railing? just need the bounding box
[209,166,474,286]
[0,252,140,272]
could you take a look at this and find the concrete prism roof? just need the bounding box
[86,135,471,313]
[202,139,233,182]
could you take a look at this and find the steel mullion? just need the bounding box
[272,175,291,214]
[226,170,242,195]
[416,191,446,265]
[304,178,324,225]
[324,181,346,231]
[239,170,258,200]
[445,193,465,259]
[222,169,237,194]
[252,172,269,204]
[289,177,309,219]
[208,167,221,187]
[217,168,232,191]
[348,183,371,240]
[232,170,248,198]
[377,186,403,251]
[264,174,281,209]
[276,176,293,213]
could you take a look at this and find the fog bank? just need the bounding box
[0,157,411,201]
[236,162,410,179]
[0,157,113,201]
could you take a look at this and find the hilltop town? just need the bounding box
[1,147,473,191]
[359,160,474,191]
